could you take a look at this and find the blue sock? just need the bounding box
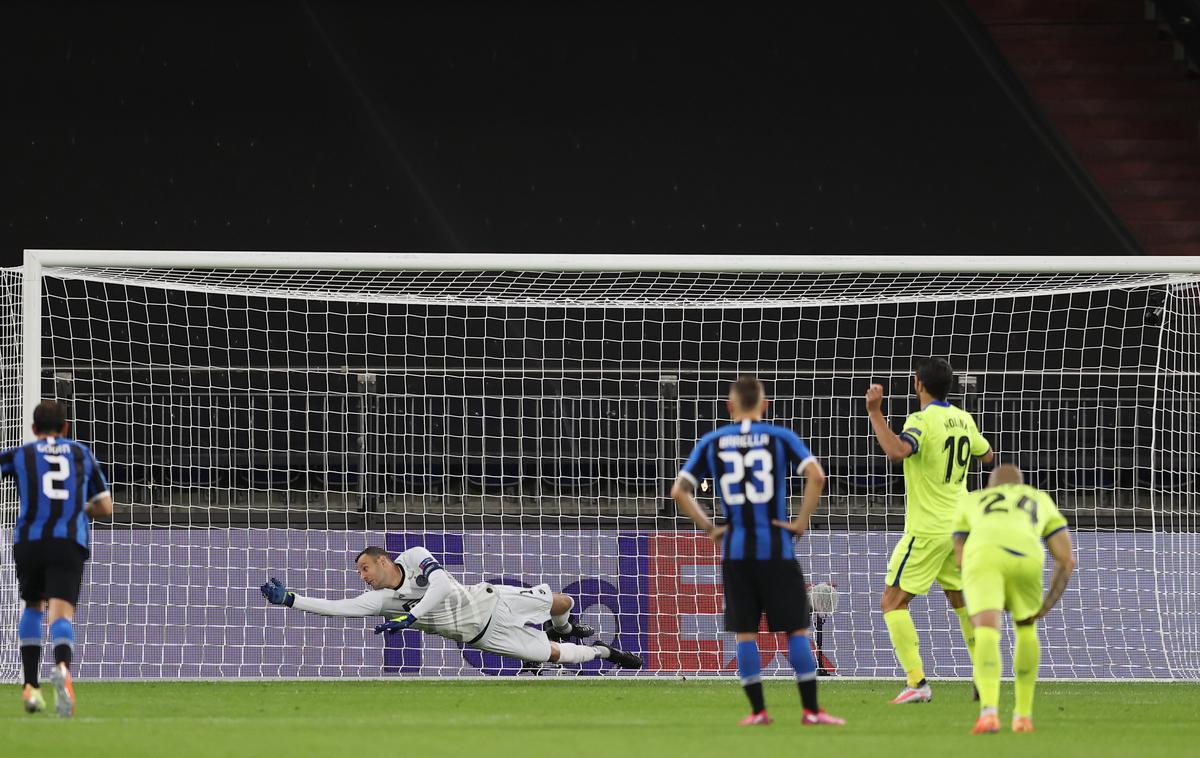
[50,618,74,668]
[736,640,766,713]
[789,634,820,711]
[18,607,44,647]
[788,634,817,679]
[736,640,762,685]
[19,608,45,687]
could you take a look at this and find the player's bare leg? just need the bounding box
[969,608,1002,734]
[945,588,979,701]
[544,593,596,642]
[46,598,76,718]
[881,586,931,703]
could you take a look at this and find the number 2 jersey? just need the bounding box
[953,483,1068,559]
[678,419,820,561]
[897,400,990,537]
[0,436,109,553]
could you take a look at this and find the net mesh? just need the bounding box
[2,261,1197,680]
[0,269,23,683]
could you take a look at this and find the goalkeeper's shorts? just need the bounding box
[884,533,962,595]
[475,583,555,663]
[961,544,1044,621]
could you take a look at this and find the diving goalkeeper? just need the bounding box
[261,545,643,670]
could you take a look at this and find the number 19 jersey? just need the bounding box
[897,400,990,537]
[679,419,818,561]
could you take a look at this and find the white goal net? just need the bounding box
[2,253,1198,681]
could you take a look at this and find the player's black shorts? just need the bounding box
[13,538,88,606]
[722,559,811,633]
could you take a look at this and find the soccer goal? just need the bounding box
[2,252,1198,681]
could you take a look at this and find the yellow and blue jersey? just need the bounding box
[0,436,109,552]
[679,419,817,561]
[953,483,1068,559]
[898,400,990,536]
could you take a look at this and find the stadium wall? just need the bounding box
[65,529,1190,679]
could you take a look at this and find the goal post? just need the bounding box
[4,251,1200,681]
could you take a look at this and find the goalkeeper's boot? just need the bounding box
[22,685,45,714]
[1012,715,1035,733]
[890,682,932,704]
[49,663,75,718]
[738,710,771,726]
[971,710,1000,735]
[594,641,643,669]
[801,709,846,726]
[545,616,596,643]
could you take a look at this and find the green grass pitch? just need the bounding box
[2,680,1197,757]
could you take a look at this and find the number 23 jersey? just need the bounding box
[678,419,820,561]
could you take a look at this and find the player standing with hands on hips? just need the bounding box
[672,375,844,727]
[2,401,113,717]
[865,358,994,704]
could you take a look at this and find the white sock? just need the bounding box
[551,597,574,633]
[555,642,599,664]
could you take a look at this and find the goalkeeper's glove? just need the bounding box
[374,613,418,635]
[261,577,295,607]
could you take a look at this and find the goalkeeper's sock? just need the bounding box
[787,633,820,712]
[736,640,767,714]
[954,606,977,665]
[550,596,574,633]
[1013,623,1040,718]
[50,618,74,669]
[555,642,598,664]
[883,609,926,688]
[19,607,44,687]
[973,625,1002,713]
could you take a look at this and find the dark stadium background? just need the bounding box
[0,2,1187,531]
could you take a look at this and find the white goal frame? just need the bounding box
[10,250,1200,682]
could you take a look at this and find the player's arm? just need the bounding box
[261,579,388,617]
[671,436,724,543]
[672,475,724,543]
[772,458,826,535]
[864,384,915,462]
[1035,528,1076,620]
[83,450,113,518]
[969,419,995,465]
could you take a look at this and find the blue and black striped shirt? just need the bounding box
[679,419,819,561]
[0,436,109,552]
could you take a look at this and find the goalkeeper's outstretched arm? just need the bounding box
[261,577,389,617]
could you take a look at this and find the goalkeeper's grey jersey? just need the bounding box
[388,547,498,642]
[290,546,499,643]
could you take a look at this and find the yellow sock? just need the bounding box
[973,625,1002,712]
[1014,623,1040,717]
[883,609,925,687]
[954,606,976,665]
